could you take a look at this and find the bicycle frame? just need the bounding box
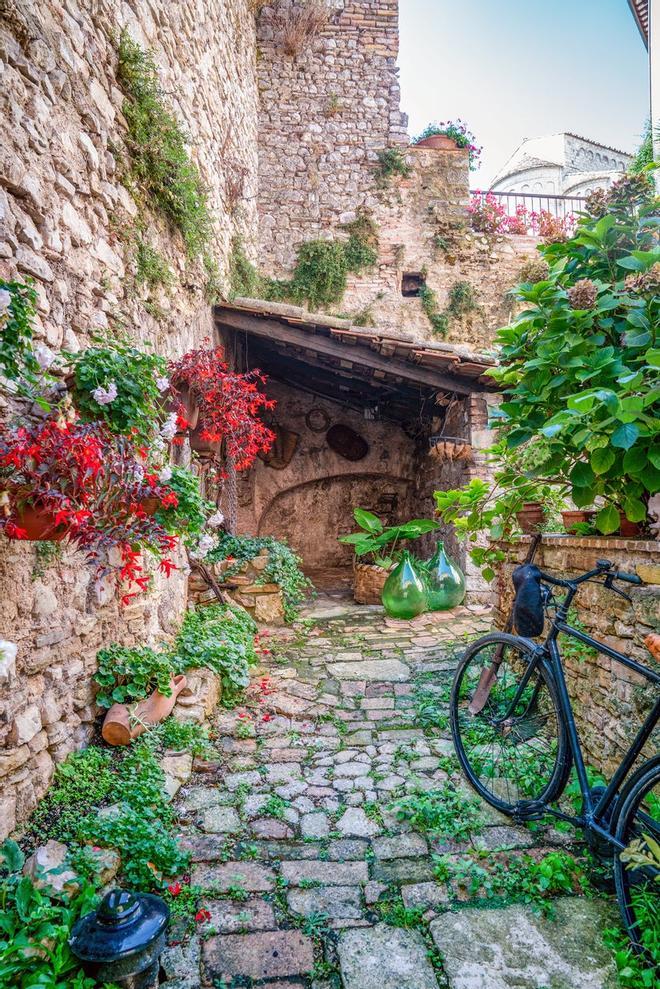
[535,587,660,851]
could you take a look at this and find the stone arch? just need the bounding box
[257,472,417,569]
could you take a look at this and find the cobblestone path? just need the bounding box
[164,599,620,989]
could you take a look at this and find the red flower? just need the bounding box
[168,882,182,896]
[195,909,211,923]
[158,558,177,577]
[160,491,179,509]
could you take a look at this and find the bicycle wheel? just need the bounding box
[613,755,660,962]
[450,632,571,815]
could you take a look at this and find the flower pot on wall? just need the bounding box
[561,509,595,532]
[414,134,459,150]
[516,502,545,534]
[353,561,390,605]
[619,512,642,538]
[13,506,68,541]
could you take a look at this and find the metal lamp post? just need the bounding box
[69,888,169,988]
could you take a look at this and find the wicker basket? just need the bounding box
[353,561,389,605]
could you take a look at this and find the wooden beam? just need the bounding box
[216,309,481,395]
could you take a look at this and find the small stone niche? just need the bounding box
[401,272,426,297]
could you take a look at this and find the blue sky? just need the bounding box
[398,0,649,186]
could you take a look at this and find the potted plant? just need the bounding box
[561,508,596,532]
[516,501,545,533]
[339,508,440,604]
[169,345,276,470]
[153,465,216,544]
[0,417,180,602]
[414,120,482,170]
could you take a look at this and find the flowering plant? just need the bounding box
[154,465,216,545]
[469,193,577,241]
[169,345,276,470]
[65,338,169,444]
[416,120,482,170]
[0,417,180,601]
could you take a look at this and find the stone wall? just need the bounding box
[0,0,260,839]
[493,536,660,776]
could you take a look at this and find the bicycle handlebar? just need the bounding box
[538,559,642,590]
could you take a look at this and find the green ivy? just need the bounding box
[117,32,212,258]
[419,284,449,337]
[94,644,176,709]
[0,279,42,390]
[174,603,257,705]
[134,236,172,288]
[207,532,313,621]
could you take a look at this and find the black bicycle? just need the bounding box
[450,558,659,958]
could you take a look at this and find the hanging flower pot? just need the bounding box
[422,542,465,610]
[381,551,428,620]
[12,505,68,541]
[516,502,545,534]
[415,134,459,151]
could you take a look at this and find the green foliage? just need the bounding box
[0,279,42,390]
[338,507,439,570]
[375,895,426,929]
[117,32,212,258]
[604,911,659,987]
[163,882,203,934]
[393,783,483,841]
[445,280,479,318]
[0,840,98,989]
[489,175,660,530]
[154,465,215,543]
[374,147,412,186]
[134,237,172,288]
[174,603,257,706]
[229,236,264,298]
[65,336,168,443]
[31,540,63,580]
[148,717,213,758]
[94,643,176,709]
[263,795,290,819]
[288,239,351,309]
[206,532,313,621]
[419,284,448,337]
[629,121,654,176]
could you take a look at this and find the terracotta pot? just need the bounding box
[140,496,161,517]
[645,633,660,663]
[619,512,642,538]
[414,134,460,151]
[353,561,390,605]
[102,674,188,746]
[13,505,68,541]
[561,509,595,532]
[515,501,545,534]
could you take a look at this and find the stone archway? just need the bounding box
[257,473,415,569]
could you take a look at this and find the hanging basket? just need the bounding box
[428,435,472,463]
[12,505,68,541]
[353,561,390,605]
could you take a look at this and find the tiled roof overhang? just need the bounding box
[214,298,499,395]
[628,0,649,47]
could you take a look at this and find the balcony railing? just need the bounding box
[470,189,587,219]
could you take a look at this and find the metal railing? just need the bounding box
[470,189,587,219]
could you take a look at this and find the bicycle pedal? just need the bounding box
[512,800,547,822]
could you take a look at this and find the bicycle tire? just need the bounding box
[612,754,660,960]
[450,631,572,816]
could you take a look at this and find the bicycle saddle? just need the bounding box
[512,564,545,638]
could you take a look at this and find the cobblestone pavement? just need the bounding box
[164,596,620,989]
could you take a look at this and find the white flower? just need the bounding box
[92,380,118,405]
[0,289,12,316]
[35,344,56,370]
[190,533,217,560]
[151,434,166,454]
[155,375,170,393]
[133,464,145,483]
[159,465,173,483]
[160,412,178,441]
[206,510,225,529]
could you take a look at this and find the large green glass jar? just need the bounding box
[423,542,465,610]
[381,551,428,620]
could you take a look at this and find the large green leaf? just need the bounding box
[611,422,640,449]
[353,508,383,534]
[595,504,620,535]
[570,462,595,487]
[591,447,615,475]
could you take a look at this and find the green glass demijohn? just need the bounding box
[423,541,466,611]
[381,550,428,620]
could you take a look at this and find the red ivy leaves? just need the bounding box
[169,345,276,471]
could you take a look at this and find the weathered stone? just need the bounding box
[201,805,241,834]
[202,930,314,982]
[430,898,619,989]
[300,811,330,838]
[372,833,428,860]
[338,923,439,989]
[336,807,381,838]
[161,938,201,981]
[326,659,411,682]
[202,897,276,933]
[23,840,78,895]
[401,881,449,911]
[191,861,276,892]
[288,884,363,920]
[250,817,294,839]
[281,860,368,886]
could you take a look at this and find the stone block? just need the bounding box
[11,705,42,745]
[202,930,314,982]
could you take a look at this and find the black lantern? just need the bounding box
[69,888,169,988]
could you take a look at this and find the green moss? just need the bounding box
[374,147,411,186]
[445,279,479,318]
[420,284,448,337]
[229,236,265,298]
[117,31,212,258]
[134,237,172,288]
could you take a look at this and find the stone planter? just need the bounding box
[414,134,459,150]
[353,561,389,605]
[188,551,286,625]
[515,502,545,534]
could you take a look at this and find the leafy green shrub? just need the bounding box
[0,839,98,988]
[0,279,42,391]
[393,784,483,841]
[207,533,313,621]
[154,465,215,544]
[445,280,479,318]
[629,121,654,176]
[29,748,115,843]
[229,236,265,298]
[419,284,449,337]
[174,603,257,706]
[374,147,411,186]
[135,237,172,288]
[288,240,350,309]
[338,508,439,570]
[94,644,177,709]
[117,32,212,258]
[65,337,168,443]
